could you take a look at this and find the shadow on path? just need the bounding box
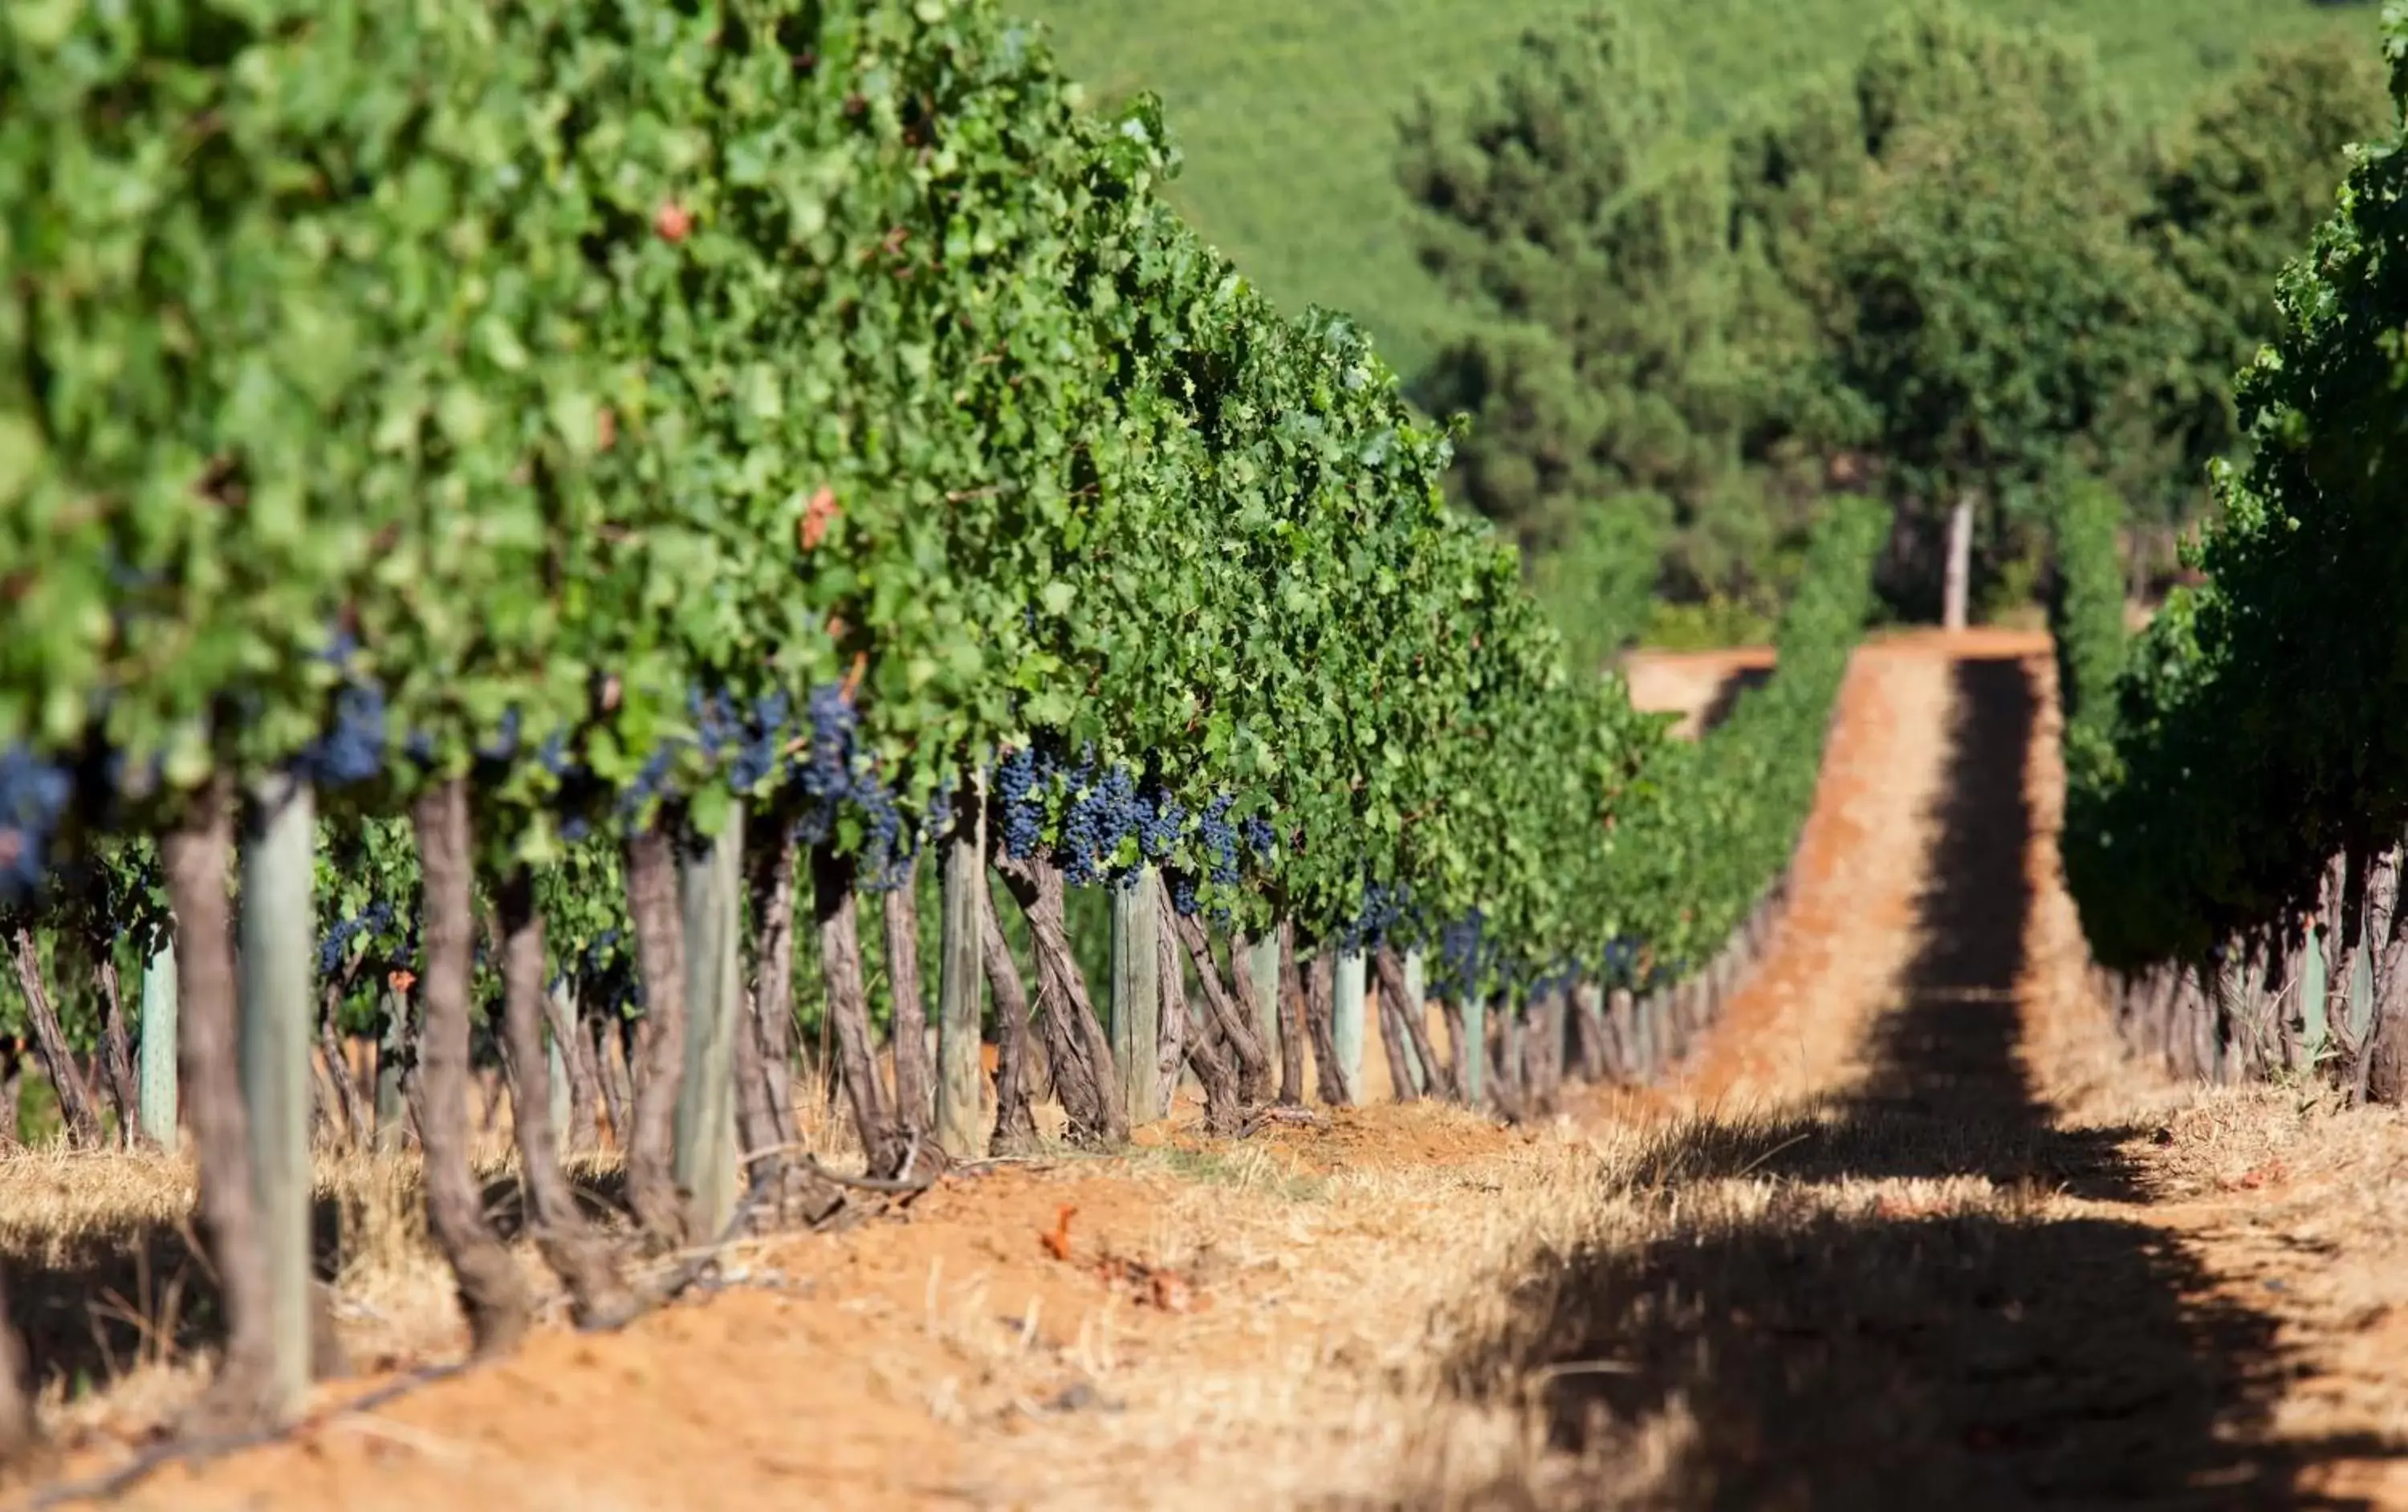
[0,1167,624,1400]
[1695,666,1774,738]
[1433,654,2391,1509]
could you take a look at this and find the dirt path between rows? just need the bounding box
[1575,632,2408,1507]
[28,632,2408,1510]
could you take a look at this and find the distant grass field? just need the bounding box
[1017,0,2378,379]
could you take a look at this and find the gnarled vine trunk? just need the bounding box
[1569,980,1609,1083]
[813,847,913,1177]
[995,852,1125,1144]
[1304,946,1348,1108]
[621,823,689,1246]
[881,860,934,1141]
[1373,947,1452,1100]
[594,1014,633,1152]
[981,856,1039,1150]
[1276,925,1307,1107]
[1376,983,1418,1102]
[411,780,532,1355]
[93,957,139,1144]
[162,778,279,1429]
[1157,894,1240,1134]
[1171,908,1269,1105]
[1438,994,1470,1100]
[9,931,99,1147]
[740,829,801,1177]
[543,982,601,1156]
[317,991,369,1152]
[497,869,637,1330]
[2359,844,2408,1104]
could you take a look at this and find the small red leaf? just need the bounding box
[800,485,840,551]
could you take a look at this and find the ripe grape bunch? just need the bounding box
[1438,910,1491,1005]
[0,746,73,899]
[315,899,404,978]
[304,630,391,790]
[1343,880,1414,952]
[991,742,1262,912]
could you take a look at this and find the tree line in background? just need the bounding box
[1403,0,2389,660]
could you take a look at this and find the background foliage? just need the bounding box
[1023,0,2387,650]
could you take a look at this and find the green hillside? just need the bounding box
[1017,0,2377,378]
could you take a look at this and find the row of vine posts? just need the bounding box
[0,790,1806,1463]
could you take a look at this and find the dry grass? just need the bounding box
[2,1060,877,1453]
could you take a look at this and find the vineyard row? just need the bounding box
[0,0,1881,1449]
[2053,9,2408,1107]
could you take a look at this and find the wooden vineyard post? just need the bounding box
[1400,949,1428,1092]
[1943,494,1974,632]
[2300,922,2329,1072]
[1609,987,1636,1082]
[1244,934,1281,1053]
[1501,1000,1524,1110]
[2211,952,2243,1086]
[238,772,315,1416]
[1109,868,1163,1128]
[1459,992,1487,1108]
[137,939,178,1148]
[1332,946,1366,1103]
[547,1033,572,1154]
[934,782,987,1160]
[375,989,409,1152]
[674,804,745,1238]
[2349,944,2375,1049]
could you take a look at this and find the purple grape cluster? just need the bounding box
[1059,763,1140,886]
[620,745,677,818]
[1438,909,1491,1004]
[856,784,909,891]
[316,899,401,977]
[994,746,1046,860]
[1341,881,1413,951]
[596,679,918,882]
[550,925,633,1000]
[990,745,1262,908]
[1241,812,1278,857]
[788,681,862,843]
[302,681,391,788]
[779,683,913,888]
[1527,959,1580,1000]
[1165,869,1203,916]
[689,687,795,795]
[476,706,525,764]
[0,746,73,898]
[1602,936,1643,983]
[1137,790,1184,863]
[1197,795,1243,887]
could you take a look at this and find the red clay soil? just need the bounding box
[65,1104,1519,1512]
[1620,645,1780,738]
